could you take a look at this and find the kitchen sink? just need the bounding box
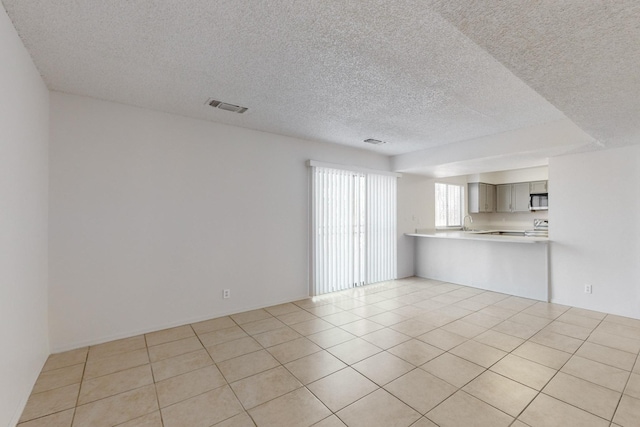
[490,231,526,236]
[483,231,525,236]
[467,230,526,236]
[467,229,547,237]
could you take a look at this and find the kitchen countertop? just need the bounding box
[405,229,549,244]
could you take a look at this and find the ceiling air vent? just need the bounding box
[364,138,386,145]
[206,98,248,114]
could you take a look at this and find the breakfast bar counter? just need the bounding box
[407,230,549,301]
[406,230,549,244]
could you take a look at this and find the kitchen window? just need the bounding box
[435,183,464,228]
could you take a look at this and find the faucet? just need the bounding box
[462,215,473,231]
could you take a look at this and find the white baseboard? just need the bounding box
[50,293,311,353]
[8,354,48,427]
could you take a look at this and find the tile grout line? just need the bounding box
[512,313,616,425]
[66,346,88,427]
[338,284,513,425]
[193,290,625,425]
[609,350,640,425]
[502,308,587,424]
[144,332,164,427]
[413,296,609,425]
[411,283,515,424]
[207,316,264,427]
[292,284,492,419]
[162,320,252,426]
[454,301,576,424]
[18,279,640,427]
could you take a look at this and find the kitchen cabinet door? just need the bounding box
[468,183,496,213]
[485,184,495,212]
[512,182,530,212]
[530,181,548,194]
[496,184,512,212]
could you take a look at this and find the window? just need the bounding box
[435,183,464,228]
[310,163,398,295]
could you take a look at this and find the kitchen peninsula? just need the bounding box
[407,230,549,301]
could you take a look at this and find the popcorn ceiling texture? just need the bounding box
[2,1,633,169]
[427,0,640,148]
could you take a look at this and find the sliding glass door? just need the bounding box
[311,165,397,295]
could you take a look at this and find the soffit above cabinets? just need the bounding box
[3,1,637,176]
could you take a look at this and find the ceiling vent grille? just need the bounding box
[206,98,248,114]
[364,138,386,145]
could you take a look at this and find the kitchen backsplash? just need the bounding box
[467,210,549,230]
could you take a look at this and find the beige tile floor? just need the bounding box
[18,277,640,427]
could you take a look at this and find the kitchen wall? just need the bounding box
[0,8,50,427]
[467,166,549,230]
[404,169,547,233]
[49,92,392,351]
[469,211,548,231]
[549,144,640,318]
[399,167,550,278]
[396,174,467,277]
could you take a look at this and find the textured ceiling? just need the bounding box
[4,1,634,176]
[427,0,640,149]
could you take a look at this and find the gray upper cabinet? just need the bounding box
[496,184,512,212]
[497,182,530,213]
[468,182,495,213]
[530,181,548,194]
[486,183,495,213]
[512,182,530,212]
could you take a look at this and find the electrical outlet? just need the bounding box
[223,289,230,299]
[585,284,592,294]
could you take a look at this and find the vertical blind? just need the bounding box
[366,173,397,285]
[311,165,397,295]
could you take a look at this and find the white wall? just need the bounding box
[397,174,432,277]
[49,92,391,351]
[0,8,50,427]
[549,145,640,318]
[398,175,466,233]
[396,174,471,277]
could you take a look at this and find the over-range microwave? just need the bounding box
[529,193,548,211]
